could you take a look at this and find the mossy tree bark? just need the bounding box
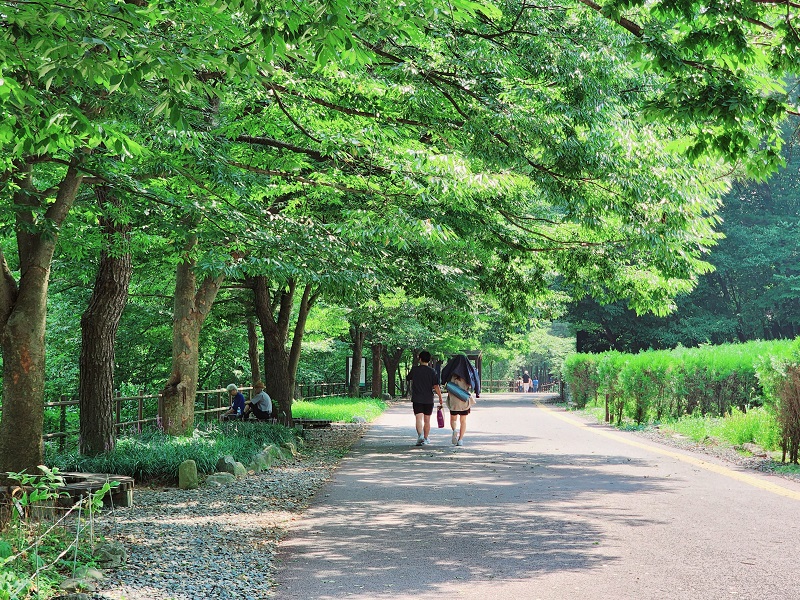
[160,233,224,436]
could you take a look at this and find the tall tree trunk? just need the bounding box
[160,233,223,435]
[247,318,261,384]
[348,324,366,397]
[371,343,383,398]
[382,347,404,398]
[79,186,132,456]
[252,276,293,421]
[288,283,316,396]
[0,161,82,475]
[251,276,317,423]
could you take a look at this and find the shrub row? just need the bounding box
[563,339,800,432]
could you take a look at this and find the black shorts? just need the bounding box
[412,402,434,415]
[450,409,471,416]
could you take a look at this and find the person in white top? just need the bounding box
[244,381,273,421]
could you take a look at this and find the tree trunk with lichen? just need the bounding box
[160,234,223,436]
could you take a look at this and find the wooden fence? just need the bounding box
[38,382,351,451]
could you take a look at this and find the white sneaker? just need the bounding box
[456,439,464,446]
[451,430,458,445]
[416,435,425,446]
[422,438,431,445]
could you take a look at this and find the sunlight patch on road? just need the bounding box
[537,403,800,501]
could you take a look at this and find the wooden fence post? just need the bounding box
[138,390,144,433]
[59,395,67,452]
[115,390,122,431]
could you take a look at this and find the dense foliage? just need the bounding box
[570,125,800,352]
[2,0,800,472]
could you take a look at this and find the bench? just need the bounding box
[292,419,332,429]
[57,472,135,508]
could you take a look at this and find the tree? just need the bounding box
[160,229,225,435]
[78,186,132,456]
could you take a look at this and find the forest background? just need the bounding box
[1,0,799,476]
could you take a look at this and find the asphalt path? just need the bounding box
[275,393,800,599]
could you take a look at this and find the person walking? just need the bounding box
[522,370,531,393]
[405,350,443,446]
[440,354,480,447]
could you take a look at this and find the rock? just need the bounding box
[179,459,199,490]
[742,442,769,457]
[73,566,104,581]
[382,393,392,401]
[93,540,127,569]
[281,441,298,457]
[351,416,367,423]
[233,462,248,478]
[251,452,273,471]
[205,472,236,486]
[59,578,97,593]
[264,444,285,461]
[216,455,238,475]
[52,594,92,600]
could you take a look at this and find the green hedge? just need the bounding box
[564,339,798,426]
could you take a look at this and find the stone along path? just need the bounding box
[275,393,800,600]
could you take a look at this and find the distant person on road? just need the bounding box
[532,376,539,393]
[244,381,272,421]
[405,350,444,446]
[440,354,479,447]
[221,384,246,421]
[522,370,531,393]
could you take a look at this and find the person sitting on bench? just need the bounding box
[221,384,246,421]
[244,381,273,421]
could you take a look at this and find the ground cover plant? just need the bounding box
[46,422,298,483]
[660,408,782,452]
[292,397,387,423]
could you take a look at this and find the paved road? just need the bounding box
[275,393,800,600]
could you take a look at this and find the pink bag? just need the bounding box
[437,407,445,428]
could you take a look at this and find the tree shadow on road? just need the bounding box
[278,417,674,599]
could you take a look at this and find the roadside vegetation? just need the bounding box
[292,397,386,423]
[565,339,800,463]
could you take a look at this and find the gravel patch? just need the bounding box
[92,422,369,600]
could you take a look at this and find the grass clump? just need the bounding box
[292,396,386,422]
[47,421,297,483]
[661,407,781,451]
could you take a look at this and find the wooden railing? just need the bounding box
[37,382,351,451]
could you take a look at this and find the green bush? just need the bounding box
[563,354,599,409]
[718,407,782,450]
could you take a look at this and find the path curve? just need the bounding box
[275,393,800,600]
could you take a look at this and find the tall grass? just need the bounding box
[292,396,386,422]
[663,407,781,451]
